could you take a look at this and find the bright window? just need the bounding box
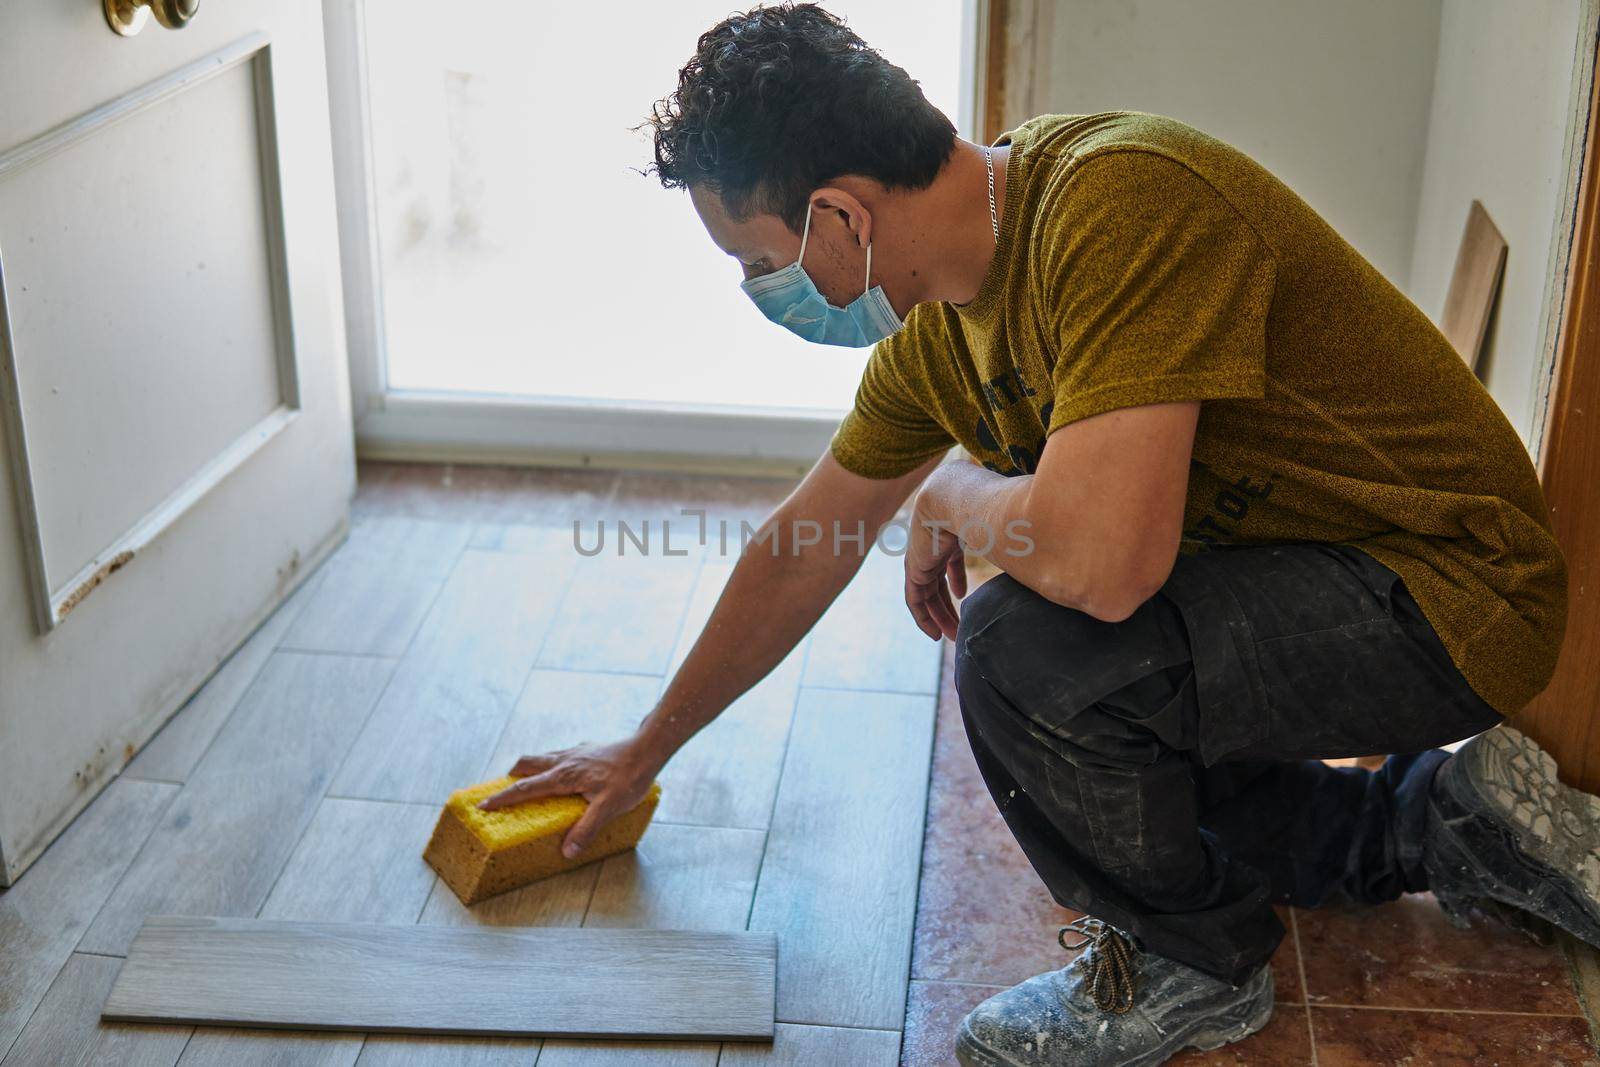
[364,2,969,414]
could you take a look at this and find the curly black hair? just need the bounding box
[644,2,958,231]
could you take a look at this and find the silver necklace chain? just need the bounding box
[984,146,999,241]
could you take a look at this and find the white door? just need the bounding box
[0,0,353,883]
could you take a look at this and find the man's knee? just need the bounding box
[954,573,1194,755]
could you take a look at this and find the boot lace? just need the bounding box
[1059,916,1139,1014]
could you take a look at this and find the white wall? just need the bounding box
[1408,0,1589,449]
[1033,0,1443,290]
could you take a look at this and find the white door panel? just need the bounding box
[0,1,353,882]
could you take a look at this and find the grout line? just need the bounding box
[520,663,664,680]
[722,644,810,1064]
[272,646,404,660]
[799,682,942,698]
[116,772,183,786]
[1289,907,1318,1065]
[911,977,1010,992]
[1303,1002,1591,1019]
[321,793,441,810]
[898,653,945,1062]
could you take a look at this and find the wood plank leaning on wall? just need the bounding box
[1520,29,1600,796]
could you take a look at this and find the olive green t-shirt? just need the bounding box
[830,111,1568,717]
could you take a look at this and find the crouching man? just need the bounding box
[485,5,1591,1064]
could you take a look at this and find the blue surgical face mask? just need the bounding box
[739,203,903,348]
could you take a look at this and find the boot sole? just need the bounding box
[953,966,1275,1067]
[1432,725,1600,946]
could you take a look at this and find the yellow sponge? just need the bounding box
[423,775,663,905]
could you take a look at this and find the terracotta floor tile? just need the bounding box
[914,647,1307,1006]
[609,470,797,525]
[912,646,1081,987]
[1295,891,1581,1013]
[903,980,1004,1066]
[1168,1002,1314,1065]
[1269,905,1304,1004]
[1311,1006,1599,1066]
[353,460,618,525]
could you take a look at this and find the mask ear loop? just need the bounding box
[797,203,814,267]
[863,239,873,297]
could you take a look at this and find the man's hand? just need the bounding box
[905,468,970,641]
[476,738,661,859]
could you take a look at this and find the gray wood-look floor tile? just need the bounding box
[126,567,329,784]
[470,521,595,553]
[0,778,175,1059]
[537,1042,718,1066]
[584,823,764,932]
[801,548,943,695]
[747,689,937,1031]
[258,799,439,924]
[418,863,598,929]
[535,548,702,675]
[653,562,805,829]
[532,825,764,1067]
[105,919,776,1041]
[1,953,189,1067]
[484,670,662,782]
[281,518,472,657]
[176,1028,362,1066]
[355,1034,540,1067]
[719,1022,901,1066]
[78,653,395,956]
[329,544,580,805]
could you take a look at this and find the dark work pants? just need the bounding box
[953,541,1507,988]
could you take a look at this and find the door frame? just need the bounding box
[1517,24,1600,794]
[321,0,982,477]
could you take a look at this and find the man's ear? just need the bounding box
[811,186,872,248]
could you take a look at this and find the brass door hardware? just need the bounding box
[104,0,199,37]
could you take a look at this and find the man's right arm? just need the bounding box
[476,447,942,857]
[635,448,942,761]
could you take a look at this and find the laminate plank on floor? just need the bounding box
[0,778,175,1060]
[800,548,943,695]
[126,567,329,783]
[250,797,501,1063]
[258,798,439,924]
[535,548,702,675]
[281,518,472,657]
[78,654,395,956]
[330,544,580,805]
[652,562,805,829]
[529,825,765,1067]
[104,918,777,1041]
[747,688,938,1031]
[2,953,188,1067]
[719,1022,901,1067]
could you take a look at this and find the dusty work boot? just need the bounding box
[953,916,1275,1067]
[1424,724,1600,948]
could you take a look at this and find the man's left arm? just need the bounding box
[902,150,1278,639]
[904,401,1199,636]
